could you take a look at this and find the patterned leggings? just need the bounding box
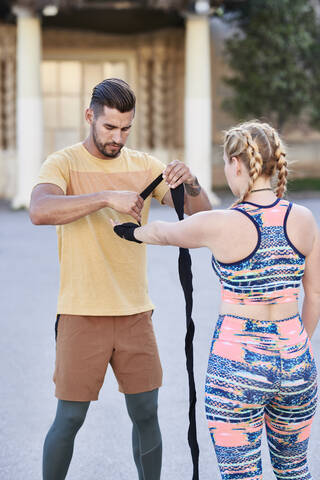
[205,314,317,480]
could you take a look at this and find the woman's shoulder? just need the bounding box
[286,200,318,256]
[190,209,247,238]
[202,207,259,262]
[202,207,257,223]
[288,201,315,227]
[197,208,245,223]
[198,208,257,241]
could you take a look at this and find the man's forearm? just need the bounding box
[30,186,144,225]
[30,191,109,225]
[184,177,212,215]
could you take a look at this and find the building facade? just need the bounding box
[0,1,320,206]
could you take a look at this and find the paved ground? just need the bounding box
[1,192,320,480]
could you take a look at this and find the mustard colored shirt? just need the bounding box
[36,143,169,316]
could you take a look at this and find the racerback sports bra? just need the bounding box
[212,198,305,305]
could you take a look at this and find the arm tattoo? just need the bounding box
[184,177,201,197]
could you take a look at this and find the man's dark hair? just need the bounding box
[90,78,136,117]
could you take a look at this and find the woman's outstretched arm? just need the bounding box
[117,210,223,249]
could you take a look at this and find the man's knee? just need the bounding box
[63,410,86,433]
[55,400,89,436]
[125,389,159,424]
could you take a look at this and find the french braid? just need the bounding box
[271,129,288,198]
[231,130,264,206]
[224,121,287,206]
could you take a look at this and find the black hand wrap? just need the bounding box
[113,222,142,244]
[114,173,200,479]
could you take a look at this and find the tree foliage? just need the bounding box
[222,0,320,131]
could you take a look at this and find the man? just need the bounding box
[30,78,211,480]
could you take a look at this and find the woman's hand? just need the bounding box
[110,220,142,244]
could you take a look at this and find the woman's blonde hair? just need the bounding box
[224,120,287,205]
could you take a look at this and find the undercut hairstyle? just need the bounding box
[224,120,288,206]
[90,78,136,117]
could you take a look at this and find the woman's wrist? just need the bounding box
[133,226,142,242]
[113,222,143,243]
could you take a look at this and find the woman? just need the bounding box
[113,121,319,480]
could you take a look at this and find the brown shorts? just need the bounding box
[53,310,162,401]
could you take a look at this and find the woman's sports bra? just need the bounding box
[211,198,305,305]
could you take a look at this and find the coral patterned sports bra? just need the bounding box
[212,198,305,305]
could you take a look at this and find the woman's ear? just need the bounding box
[231,156,241,175]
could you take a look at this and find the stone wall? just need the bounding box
[0,24,16,198]
[1,19,320,200]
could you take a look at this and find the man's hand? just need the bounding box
[161,160,211,214]
[162,160,196,189]
[106,191,144,223]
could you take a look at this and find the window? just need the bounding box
[0,58,16,151]
[42,60,130,157]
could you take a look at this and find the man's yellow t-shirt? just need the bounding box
[36,143,169,316]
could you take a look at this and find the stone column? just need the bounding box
[0,60,3,151]
[152,38,168,162]
[166,39,177,153]
[184,12,218,203]
[138,44,152,151]
[12,6,43,209]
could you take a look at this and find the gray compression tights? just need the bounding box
[42,389,162,480]
[125,389,162,480]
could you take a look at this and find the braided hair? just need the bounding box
[224,121,287,205]
[269,128,287,198]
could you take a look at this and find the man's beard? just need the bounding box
[92,124,124,158]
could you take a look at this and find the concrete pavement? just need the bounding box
[0,192,319,479]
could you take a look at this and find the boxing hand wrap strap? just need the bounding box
[140,173,163,200]
[114,174,200,479]
[114,174,164,241]
[142,176,200,478]
[113,222,142,243]
[170,183,199,480]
